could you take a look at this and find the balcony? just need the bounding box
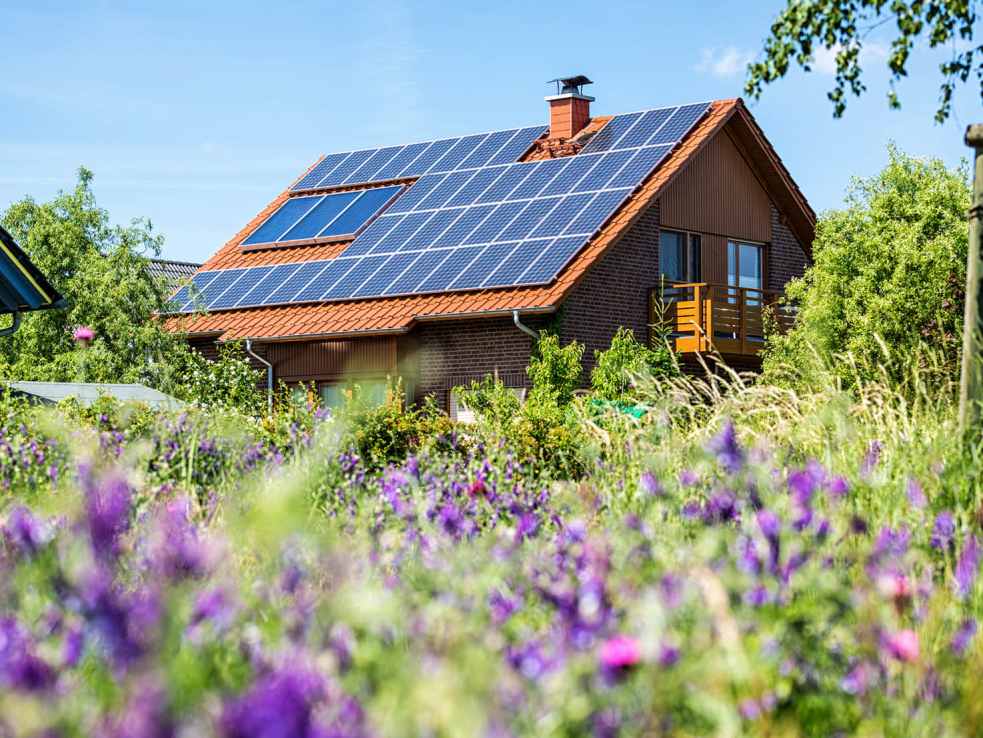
[650,283,796,360]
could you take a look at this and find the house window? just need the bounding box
[354,379,388,407]
[319,382,348,410]
[660,230,701,283]
[727,241,763,291]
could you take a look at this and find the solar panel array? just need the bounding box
[169,102,711,313]
[290,125,548,192]
[240,186,403,247]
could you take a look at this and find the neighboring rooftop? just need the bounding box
[145,258,203,289]
[4,381,183,408]
[0,225,66,316]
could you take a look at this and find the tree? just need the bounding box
[747,0,980,122]
[762,144,970,386]
[590,327,679,403]
[0,168,188,388]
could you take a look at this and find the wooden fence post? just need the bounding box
[959,125,983,438]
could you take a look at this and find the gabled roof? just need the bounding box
[0,226,66,315]
[167,99,814,342]
[145,258,202,289]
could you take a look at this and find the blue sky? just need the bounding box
[2,0,979,264]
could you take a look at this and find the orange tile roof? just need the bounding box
[166,99,787,343]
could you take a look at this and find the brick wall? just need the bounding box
[418,315,546,410]
[768,204,810,290]
[561,201,661,378]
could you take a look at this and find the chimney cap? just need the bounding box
[547,75,593,96]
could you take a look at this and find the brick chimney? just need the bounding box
[546,76,594,139]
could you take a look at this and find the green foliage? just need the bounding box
[746,0,980,122]
[763,144,970,389]
[455,375,522,436]
[591,327,679,402]
[177,342,264,414]
[344,388,454,468]
[0,167,188,389]
[526,333,584,408]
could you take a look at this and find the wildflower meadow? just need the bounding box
[2,361,982,737]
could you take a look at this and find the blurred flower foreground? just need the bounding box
[1,374,982,738]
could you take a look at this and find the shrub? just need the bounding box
[763,144,970,389]
[591,326,679,403]
[177,342,264,414]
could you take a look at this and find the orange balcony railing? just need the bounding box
[650,283,796,358]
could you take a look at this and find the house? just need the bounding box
[0,225,66,337]
[165,78,814,415]
[145,258,203,291]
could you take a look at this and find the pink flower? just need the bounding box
[73,326,94,344]
[887,629,920,663]
[599,635,642,669]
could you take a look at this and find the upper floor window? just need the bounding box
[660,230,701,283]
[727,241,763,290]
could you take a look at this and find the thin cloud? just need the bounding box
[695,46,754,77]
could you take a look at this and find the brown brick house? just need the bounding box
[166,79,814,415]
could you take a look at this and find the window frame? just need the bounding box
[659,229,703,284]
[726,240,766,292]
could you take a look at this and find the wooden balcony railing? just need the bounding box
[649,283,796,358]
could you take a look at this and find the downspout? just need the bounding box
[0,312,22,338]
[244,339,273,413]
[513,310,540,340]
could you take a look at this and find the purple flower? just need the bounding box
[85,472,132,559]
[599,635,642,669]
[657,643,681,667]
[152,498,213,581]
[954,535,981,598]
[840,665,868,695]
[515,513,540,542]
[220,664,328,738]
[638,471,661,497]
[951,619,978,656]
[3,505,52,557]
[907,477,927,509]
[861,441,882,476]
[827,476,849,498]
[679,469,698,487]
[886,629,920,663]
[932,510,955,552]
[707,423,744,474]
[739,698,761,721]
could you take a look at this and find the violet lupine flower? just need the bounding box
[932,510,955,553]
[954,535,982,599]
[488,588,522,624]
[827,476,849,498]
[103,683,174,738]
[62,622,84,667]
[840,665,868,695]
[0,617,55,692]
[951,619,978,656]
[657,643,681,667]
[707,423,744,474]
[861,441,882,476]
[153,498,214,581]
[679,469,698,487]
[515,512,540,542]
[638,471,661,497]
[740,699,761,721]
[85,473,133,559]
[2,505,52,557]
[907,477,927,509]
[744,585,771,607]
[737,536,761,575]
[886,629,920,663]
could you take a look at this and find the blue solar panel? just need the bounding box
[399,209,461,252]
[264,261,327,304]
[177,105,712,311]
[401,139,457,177]
[414,170,473,211]
[292,153,349,191]
[482,239,552,288]
[317,149,375,188]
[294,259,355,302]
[450,243,517,289]
[384,249,449,295]
[507,158,569,201]
[209,266,274,310]
[323,256,387,299]
[457,129,514,170]
[446,167,503,207]
[428,134,487,173]
[487,126,546,165]
[519,236,585,284]
[241,198,320,246]
[353,251,419,298]
[564,190,629,235]
[204,269,249,309]
[417,246,484,293]
[582,112,643,153]
[324,187,401,238]
[238,264,300,307]
[464,201,526,245]
[345,146,402,185]
[281,192,360,242]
